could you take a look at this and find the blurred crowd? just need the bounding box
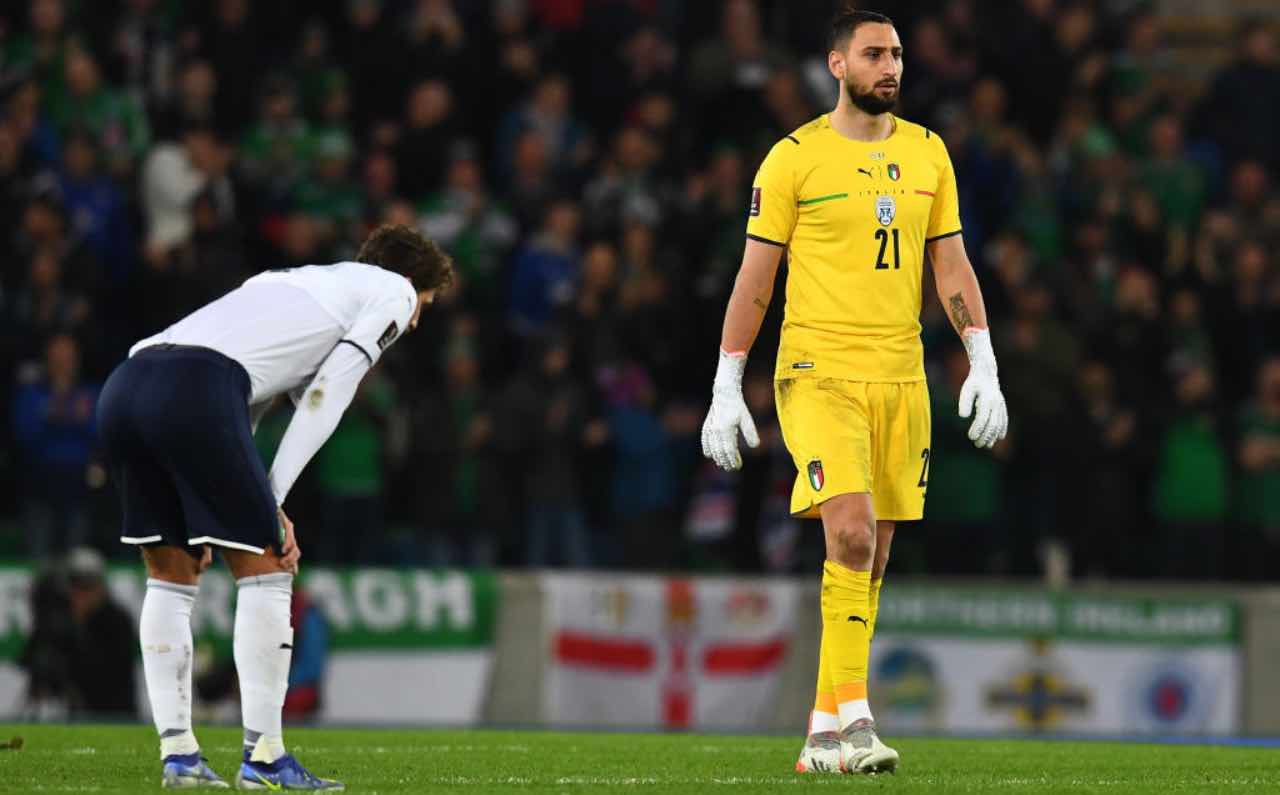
[2,0,1278,580]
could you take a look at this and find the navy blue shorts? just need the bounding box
[98,344,280,556]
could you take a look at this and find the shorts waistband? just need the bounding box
[133,344,251,396]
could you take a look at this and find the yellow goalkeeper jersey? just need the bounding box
[746,113,962,383]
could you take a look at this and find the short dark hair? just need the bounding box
[830,7,894,51]
[356,224,454,291]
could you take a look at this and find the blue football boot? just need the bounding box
[161,753,230,788]
[234,753,345,791]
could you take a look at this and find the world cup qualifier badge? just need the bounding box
[887,162,901,181]
[749,186,762,217]
[377,320,399,351]
[808,460,825,491]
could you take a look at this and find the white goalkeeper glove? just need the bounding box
[958,328,1009,449]
[700,348,760,471]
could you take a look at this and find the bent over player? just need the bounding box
[98,225,452,789]
[700,9,1008,775]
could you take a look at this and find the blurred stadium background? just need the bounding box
[0,0,1278,741]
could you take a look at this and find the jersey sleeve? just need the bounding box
[340,279,417,366]
[745,140,799,246]
[926,139,962,241]
[267,342,371,505]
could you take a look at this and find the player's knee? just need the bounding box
[221,547,290,580]
[831,519,875,565]
[141,547,201,585]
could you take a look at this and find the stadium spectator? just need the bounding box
[401,0,469,87]
[11,333,98,559]
[1153,364,1230,578]
[691,0,788,140]
[338,0,401,131]
[898,16,972,125]
[494,332,593,568]
[604,362,700,570]
[924,345,1008,575]
[566,240,621,377]
[150,58,218,141]
[1208,240,1276,408]
[49,47,150,171]
[18,563,75,720]
[3,0,74,126]
[504,128,558,234]
[1070,359,1148,577]
[361,148,400,222]
[295,129,362,233]
[9,249,92,372]
[190,0,264,133]
[55,129,132,279]
[237,75,311,200]
[292,19,340,124]
[312,373,395,564]
[140,124,226,262]
[998,280,1079,569]
[1236,357,1280,580]
[495,72,589,184]
[508,197,580,338]
[583,26,678,141]
[582,125,664,236]
[13,190,99,300]
[396,78,460,203]
[420,142,518,315]
[1137,115,1205,233]
[65,547,136,719]
[89,0,181,118]
[1195,22,1280,170]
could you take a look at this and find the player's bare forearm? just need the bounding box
[721,238,785,353]
[928,233,989,335]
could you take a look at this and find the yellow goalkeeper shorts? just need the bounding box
[774,378,931,521]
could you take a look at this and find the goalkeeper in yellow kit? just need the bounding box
[700,8,1008,775]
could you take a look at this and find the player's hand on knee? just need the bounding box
[278,509,300,574]
[958,328,1009,449]
[701,348,760,471]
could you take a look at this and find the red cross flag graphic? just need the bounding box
[544,576,798,729]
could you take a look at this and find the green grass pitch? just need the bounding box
[0,724,1275,793]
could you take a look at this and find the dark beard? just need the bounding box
[845,80,897,115]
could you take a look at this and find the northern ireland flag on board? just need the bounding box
[543,574,798,729]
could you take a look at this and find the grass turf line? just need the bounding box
[0,724,1275,793]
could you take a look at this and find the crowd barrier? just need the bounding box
[2,566,1277,735]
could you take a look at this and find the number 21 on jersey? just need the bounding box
[874,228,900,270]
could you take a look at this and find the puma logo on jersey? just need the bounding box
[857,167,874,178]
[847,615,869,627]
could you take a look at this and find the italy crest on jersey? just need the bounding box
[808,459,824,491]
[876,195,896,226]
[887,162,901,181]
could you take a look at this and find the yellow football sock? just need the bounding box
[810,627,838,734]
[867,576,884,643]
[821,560,873,728]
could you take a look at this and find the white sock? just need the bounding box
[235,573,294,763]
[140,579,200,760]
[809,709,840,734]
[838,699,874,730]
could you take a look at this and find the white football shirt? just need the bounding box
[130,261,419,504]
